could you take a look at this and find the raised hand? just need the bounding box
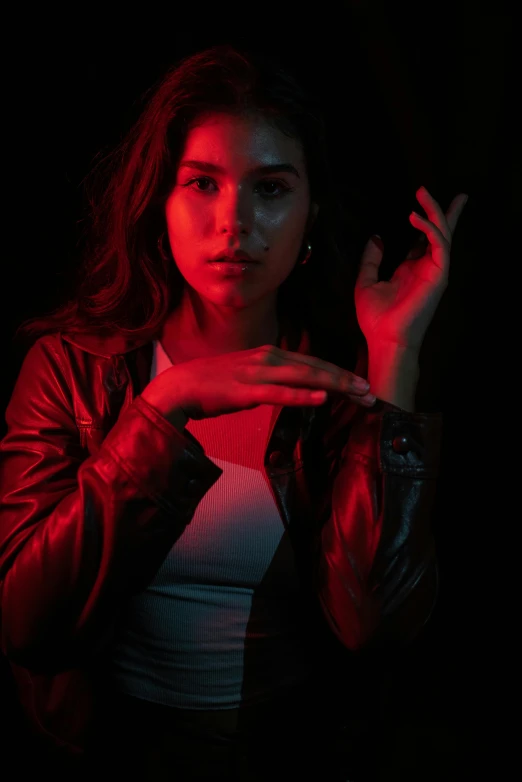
[355,186,468,352]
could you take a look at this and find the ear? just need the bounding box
[306,202,320,233]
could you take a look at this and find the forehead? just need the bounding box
[180,112,305,168]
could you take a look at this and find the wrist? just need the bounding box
[366,342,420,412]
[140,389,189,431]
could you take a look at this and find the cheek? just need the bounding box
[262,201,309,249]
[165,194,210,239]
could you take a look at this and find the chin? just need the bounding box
[208,288,260,307]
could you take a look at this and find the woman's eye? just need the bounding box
[184,177,216,193]
[256,180,292,198]
[182,177,292,198]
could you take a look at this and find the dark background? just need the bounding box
[1,4,513,779]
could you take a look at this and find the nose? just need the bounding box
[216,187,252,237]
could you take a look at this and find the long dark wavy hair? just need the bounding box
[15,44,364,370]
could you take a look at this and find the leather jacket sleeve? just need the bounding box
[316,398,441,650]
[0,338,223,673]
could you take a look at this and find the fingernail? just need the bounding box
[353,377,370,391]
[370,235,384,252]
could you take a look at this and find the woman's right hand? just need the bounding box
[141,344,376,422]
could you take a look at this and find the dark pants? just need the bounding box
[83,682,360,781]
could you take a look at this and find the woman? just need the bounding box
[0,44,467,780]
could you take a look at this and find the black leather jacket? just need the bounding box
[0,324,441,756]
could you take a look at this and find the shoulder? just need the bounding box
[20,333,71,377]
[6,334,78,430]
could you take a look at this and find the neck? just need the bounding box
[160,286,280,363]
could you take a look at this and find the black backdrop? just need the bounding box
[1,5,513,779]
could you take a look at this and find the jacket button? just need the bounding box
[392,435,410,454]
[185,478,202,495]
[268,450,284,467]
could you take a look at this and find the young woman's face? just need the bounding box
[165,112,318,309]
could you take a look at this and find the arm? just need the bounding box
[367,343,420,412]
[316,396,441,651]
[318,187,465,650]
[0,336,222,673]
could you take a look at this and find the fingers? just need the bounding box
[415,186,468,239]
[347,392,377,407]
[406,212,451,279]
[259,349,372,397]
[445,193,469,234]
[409,210,449,249]
[408,187,468,275]
[256,385,376,408]
[415,186,452,242]
[269,345,368,387]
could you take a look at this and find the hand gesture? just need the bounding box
[355,186,468,351]
[142,345,377,422]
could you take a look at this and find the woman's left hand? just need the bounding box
[355,186,468,352]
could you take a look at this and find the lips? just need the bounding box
[209,250,259,263]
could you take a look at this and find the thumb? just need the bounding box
[356,235,384,289]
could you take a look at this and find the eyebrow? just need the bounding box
[178,159,301,178]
